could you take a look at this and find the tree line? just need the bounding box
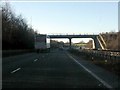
[85,32,120,50]
[101,31,120,50]
[2,3,36,50]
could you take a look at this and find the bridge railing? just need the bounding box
[48,33,97,36]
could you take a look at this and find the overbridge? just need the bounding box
[48,34,106,50]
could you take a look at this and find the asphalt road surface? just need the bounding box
[2,49,120,88]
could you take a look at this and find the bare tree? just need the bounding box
[2,3,35,50]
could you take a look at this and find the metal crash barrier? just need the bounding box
[76,49,120,62]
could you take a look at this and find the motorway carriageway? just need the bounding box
[2,49,120,88]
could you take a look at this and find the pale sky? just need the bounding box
[2,0,119,43]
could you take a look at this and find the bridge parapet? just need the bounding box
[49,34,98,39]
[48,33,97,35]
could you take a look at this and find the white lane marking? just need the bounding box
[11,68,21,74]
[67,53,112,88]
[34,59,38,62]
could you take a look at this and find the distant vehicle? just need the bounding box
[35,34,50,53]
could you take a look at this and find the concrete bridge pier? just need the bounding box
[68,38,72,48]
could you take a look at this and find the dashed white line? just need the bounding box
[67,53,112,88]
[11,68,21,74]
[34,59,38,62]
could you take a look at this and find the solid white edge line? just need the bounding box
[67,53,113,88]
[11,68,21,74]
